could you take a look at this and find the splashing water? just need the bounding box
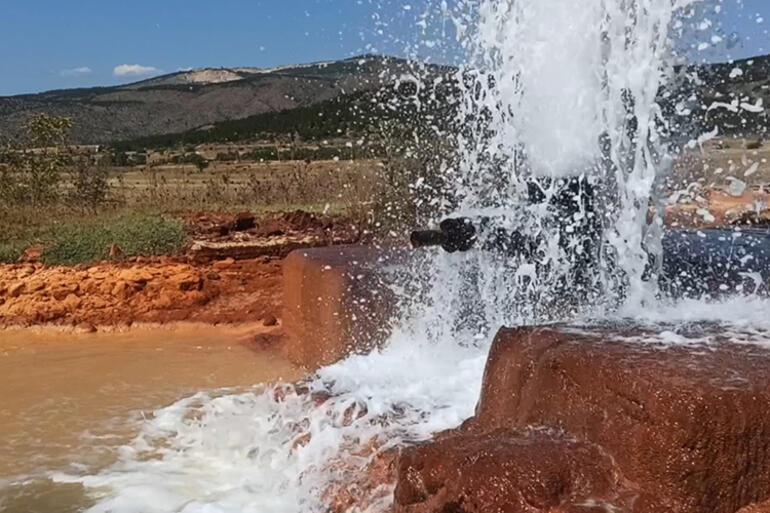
[445,0,706,320]
[53,1,727,512]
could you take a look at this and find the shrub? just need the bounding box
[69,162,110,211]
[171,152,209,170]
[215,152,239,162]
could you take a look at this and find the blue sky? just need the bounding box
[0,0,767,96]
[708,0,769,59]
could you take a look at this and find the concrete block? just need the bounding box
[282,245,406,369]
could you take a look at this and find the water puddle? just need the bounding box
[0,324,301,513]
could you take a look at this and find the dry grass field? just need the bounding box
[672,137,769,190]
[0,158,382,264]
[3,135,766,265]
[109,159,379,213]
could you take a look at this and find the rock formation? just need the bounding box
[394,326,770,513]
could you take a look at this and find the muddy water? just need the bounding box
[0,324,301,513]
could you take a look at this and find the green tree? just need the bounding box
[0,114,73,206]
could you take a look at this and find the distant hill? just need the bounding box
[690,54,770,135]
[113,78,460,152]
[1,53,767,147]
[0,56,424,144]
[119,53,770,151]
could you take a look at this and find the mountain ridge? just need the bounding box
[0,55,416,144]
[0,53,767,146]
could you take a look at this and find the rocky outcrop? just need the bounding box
[0,262,205,326]
[394,326,770,513]
[395,428,646,513]
[666,187,770,228]
[186,211,365,263]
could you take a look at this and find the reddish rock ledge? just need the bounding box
[395,428,644,513]
[394,325,770,513]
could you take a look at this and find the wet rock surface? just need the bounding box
[394,325,770,513]
[395,428,644,513]
[739,501,770,513]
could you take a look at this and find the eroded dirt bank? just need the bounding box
[0,209,365,330]
[1,193,766,331]
[0,257,282,329]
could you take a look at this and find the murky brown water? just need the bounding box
[0,324,301,513]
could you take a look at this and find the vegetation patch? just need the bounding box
[42,213,186,265]
[0,241,26,264]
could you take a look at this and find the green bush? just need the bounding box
[43,214,186,265]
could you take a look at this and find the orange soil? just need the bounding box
[0,210,363,331]
[0,257,283,330]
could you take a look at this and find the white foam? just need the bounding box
[624,295,770,334]
[53,301,490,513]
